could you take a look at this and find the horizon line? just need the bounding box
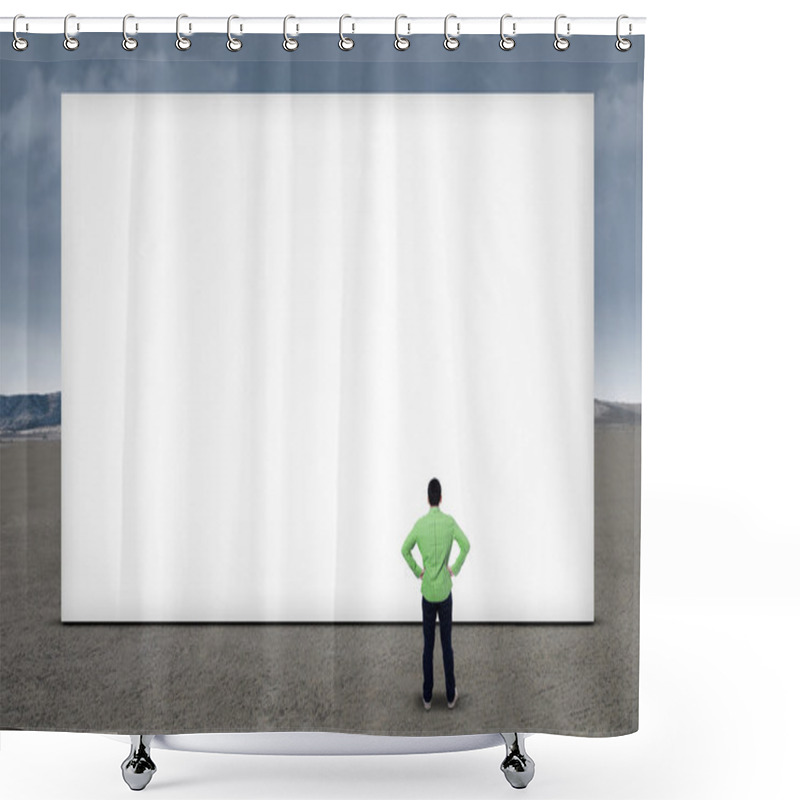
[1,390,642,405]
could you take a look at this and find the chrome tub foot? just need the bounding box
[121,735,156,791]
[500,733,535,789]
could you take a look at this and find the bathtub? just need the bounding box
[115,731,535,791]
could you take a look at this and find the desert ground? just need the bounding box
[0,423,639,736]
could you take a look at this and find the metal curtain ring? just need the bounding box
[63,13,79,51]
[499,14,515,50]
[12,14,28,51]
[616,14,632,51]
[176,13,191,50]
[443,14,460,51]
[283,15,299,51]
[553,14,570,51]
[339,14,354,51]
[122,14,138,51]
[394,14,410,51]
[227,15,242,51]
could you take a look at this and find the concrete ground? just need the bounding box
[0,424,639,736]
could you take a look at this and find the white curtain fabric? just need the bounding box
[61,92,594,622]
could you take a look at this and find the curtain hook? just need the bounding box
[283,15,299,51]
[227,14,243,51]
[499,14,516,50]
[616,14,632,51]
[553,14,570,51]
[122,14,138,51]
[443,14,460,51]
[63,13,80,51]
[339,14,355,51]
[12,14,29,51]
[394,14,410,51]
[176,13,191,50]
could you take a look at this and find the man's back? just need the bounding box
[401,507,470,602]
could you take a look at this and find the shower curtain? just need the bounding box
[1,25,643,736]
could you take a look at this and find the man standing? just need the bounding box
[401,478,470,710]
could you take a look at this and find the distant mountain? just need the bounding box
[594,398,641,424]
[0,392,640,439]
[0,392,61,433]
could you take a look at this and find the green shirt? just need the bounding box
[401,507,471,603]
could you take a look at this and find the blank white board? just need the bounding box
[61,93,594,622]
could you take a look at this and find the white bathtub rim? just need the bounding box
[104,731,526,756]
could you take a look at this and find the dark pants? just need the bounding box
[422,592,456,704]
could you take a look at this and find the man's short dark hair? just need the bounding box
[428,478,441,507]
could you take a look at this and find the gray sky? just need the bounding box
[0,33,642,402]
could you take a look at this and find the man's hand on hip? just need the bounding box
[448,566,453,577]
